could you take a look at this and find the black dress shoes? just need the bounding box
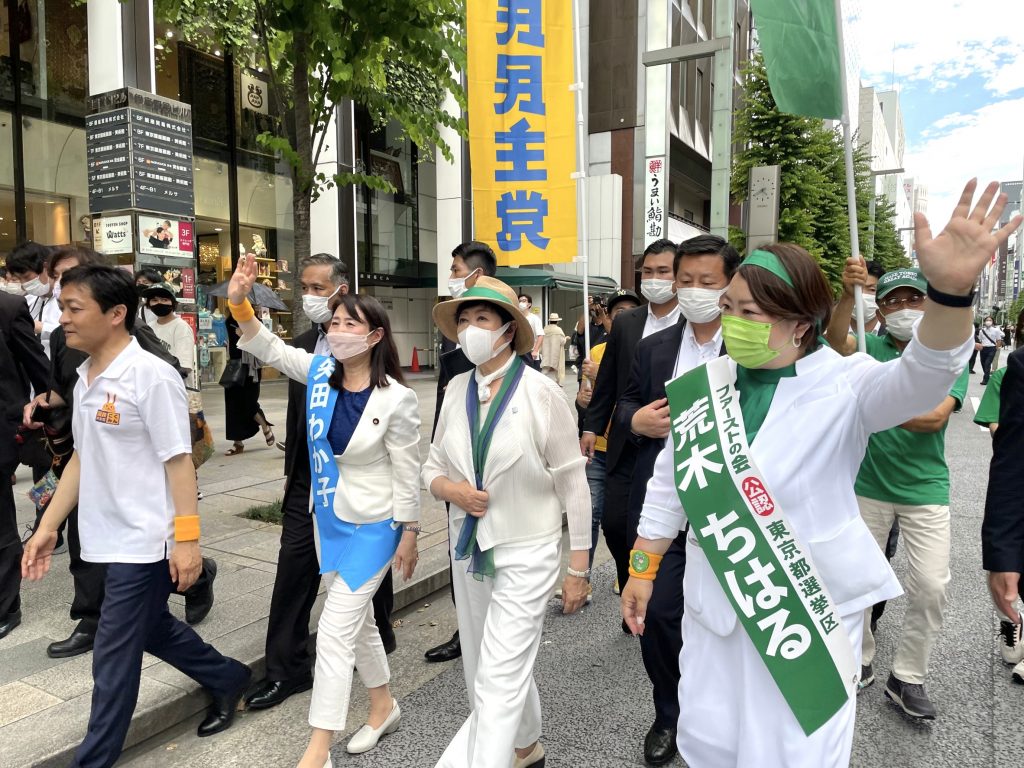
[47,629,95,658]
[0,609,21,640]
[644,724,678,766]
[185,559,218,625]
[198,664,252,737]
[424,630,461,663]
[244,673,314,710]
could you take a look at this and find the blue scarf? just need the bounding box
[306,355,401,588]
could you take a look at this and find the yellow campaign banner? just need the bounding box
[467,0,578,266]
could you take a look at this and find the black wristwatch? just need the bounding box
[926,283,976,308]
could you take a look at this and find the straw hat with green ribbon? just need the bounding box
[432,276,535,355]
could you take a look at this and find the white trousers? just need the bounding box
[678,608,865,768]
[858,496,951,684]
[308,564,391,731]
[435,524,561,768]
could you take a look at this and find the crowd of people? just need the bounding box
[0,175,1022,768]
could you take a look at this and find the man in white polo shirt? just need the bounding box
[22,265,250,768]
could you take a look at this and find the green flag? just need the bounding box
[749,0,845,120]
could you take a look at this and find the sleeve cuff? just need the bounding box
[902,329,974,374]
[638,503,685,541]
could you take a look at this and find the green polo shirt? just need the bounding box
[854,334,969,506]
[973,366,1006,427]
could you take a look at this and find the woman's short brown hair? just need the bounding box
[737,243,833,354]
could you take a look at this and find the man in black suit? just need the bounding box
[424,241,499,664]
[614,235,739,766]
[245,254,396,710]
[983,346,1024,681]
[0,290,50,639]
[580,239,680,611]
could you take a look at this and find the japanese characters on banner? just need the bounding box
[138,215,194,258]
[644,156,666,246]
[467,0,577,266]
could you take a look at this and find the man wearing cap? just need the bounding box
[828,261,969,720]
[614,233,738,766]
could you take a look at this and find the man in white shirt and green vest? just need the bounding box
[826,262,969,720]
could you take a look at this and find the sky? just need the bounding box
[847,0,1024,227]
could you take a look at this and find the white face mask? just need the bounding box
[458,322,512,366]
[518,301,530,311]
[21,277,49,297]
[301,286,341,324]
[641,278,675,305]
[0,281,24,295]
[861,292,878,320]
[448,268,480,299]
[676,287,726,323]
[884,308,923,341]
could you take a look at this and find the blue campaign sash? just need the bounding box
[454,356,525,580]
[306,355,401,589]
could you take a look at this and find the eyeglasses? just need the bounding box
[880,294,925,310]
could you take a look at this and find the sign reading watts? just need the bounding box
[468,0,577,266]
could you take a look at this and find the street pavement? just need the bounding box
[3,357,1023,767]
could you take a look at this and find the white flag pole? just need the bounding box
[834,0,866,353]
[571,0,591,364]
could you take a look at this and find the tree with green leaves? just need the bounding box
[155,0,465,326]
[730,55,907,292]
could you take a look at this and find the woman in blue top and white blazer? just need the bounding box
[227,255,420,768]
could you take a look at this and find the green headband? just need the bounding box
[744,249,794,288]
[459,285,515,306]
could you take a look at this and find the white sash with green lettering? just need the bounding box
[667,356,857,735]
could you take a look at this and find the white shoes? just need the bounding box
[323,756,333,768]
[513,742,546,768]
[345,699,401,754]
[999,616,1024,665]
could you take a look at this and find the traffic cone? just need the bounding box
[410,346,420,373]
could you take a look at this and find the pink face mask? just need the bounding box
[326,330,375,361]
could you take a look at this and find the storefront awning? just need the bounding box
[495,267,617,292]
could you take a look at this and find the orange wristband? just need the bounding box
[174,515,201,542]
[628,549,663,581]
[228,299,255,322]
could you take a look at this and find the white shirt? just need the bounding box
[643,303,682,339]
[672,322,723,377]
[26,293,61,358]
[979,325,1002,347]
[314,325,331,357]
[151,316,196,372]
[73,339,192,563]
[525,312,544,340]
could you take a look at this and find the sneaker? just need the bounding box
[613,578,621,595]
[586,584,593,604]
[858,663,874,692]
[999,617,1024,665]
[883,673,937,720]
[1012,660,1024,684]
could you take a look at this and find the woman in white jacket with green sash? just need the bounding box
[622,179,1021,767]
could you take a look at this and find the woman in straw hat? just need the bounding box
[423,277,592,768]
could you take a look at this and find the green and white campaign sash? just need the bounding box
[666,356,857,735]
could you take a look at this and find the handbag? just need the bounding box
[218,359,248,388]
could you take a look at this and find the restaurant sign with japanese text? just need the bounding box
[665,356,858,735]
[467,0,577,265]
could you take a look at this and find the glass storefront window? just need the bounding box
[0,110,14,254]
[17,0,89,120]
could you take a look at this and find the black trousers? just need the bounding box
[70,561,248,768]
[628,506,687,729]
[601,456,636,594]
[264,480,394,682]
[980,346,997,381]
[0,458,20,618]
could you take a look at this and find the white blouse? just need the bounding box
[239,324,421,525]
[423,364,592,551]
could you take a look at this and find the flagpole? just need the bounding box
[571,0,591,362]
[834,0,866,353]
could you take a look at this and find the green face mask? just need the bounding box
[721,314,781,369]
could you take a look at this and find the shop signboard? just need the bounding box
[86,88,196,218]
[93,215,134,255]
[240,70,269,115]
[643,156,666,246]
[138,216,195,259]
[180,267,197,301]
